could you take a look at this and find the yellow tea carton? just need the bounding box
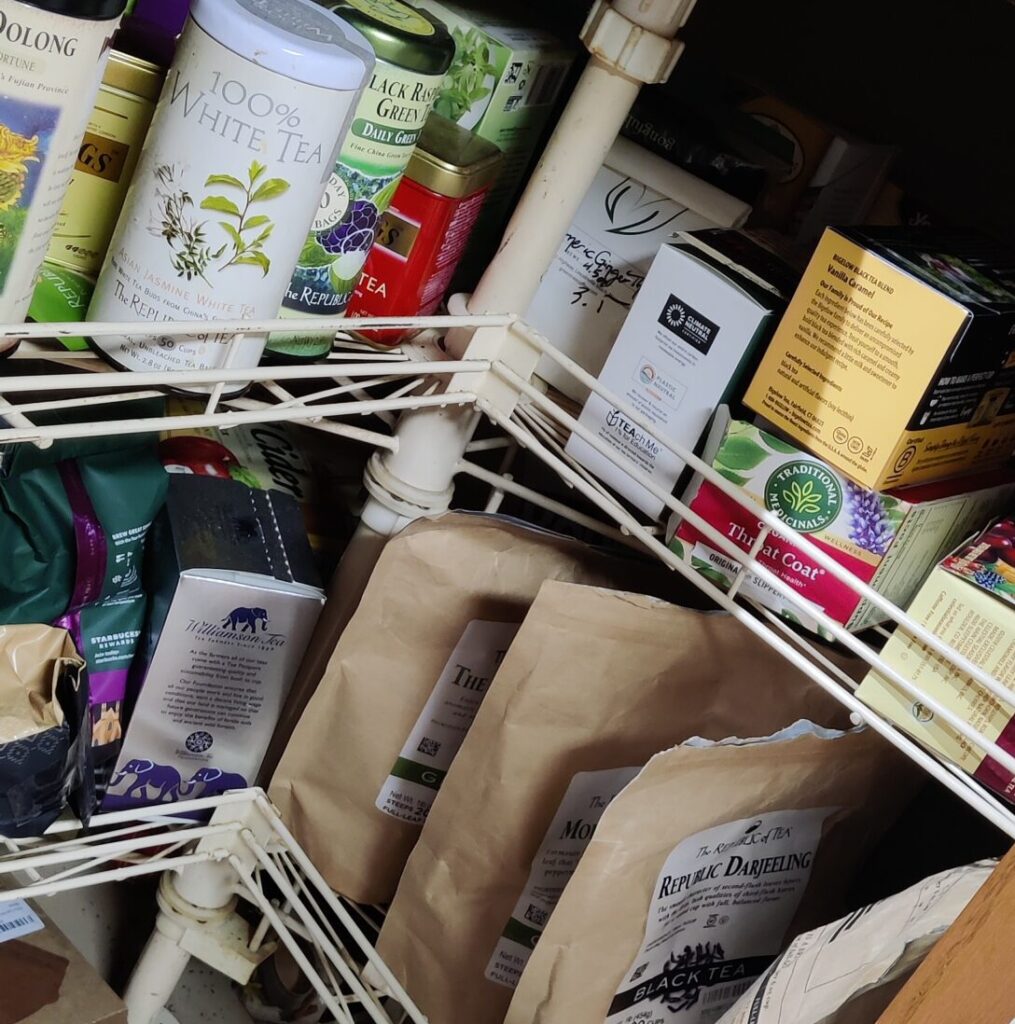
[857,518,1015,802]
[745,228,1015,489]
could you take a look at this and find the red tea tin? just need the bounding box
[349,114,502,345]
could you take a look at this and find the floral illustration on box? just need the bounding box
[845,481,903,556]
[943,520,1015,603]
[152,161,290,282]
[0,96,59,292]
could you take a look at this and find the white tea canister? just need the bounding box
[88,0,373,393]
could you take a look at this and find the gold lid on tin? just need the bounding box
[406,114,503,200]
[103,50,165,102]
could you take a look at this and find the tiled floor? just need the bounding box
[42,882,254,1024]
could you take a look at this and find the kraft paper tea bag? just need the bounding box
[269,513,698,904]
[0,625,89,838]
[499,725,920,1024]
[374,581,888,1024]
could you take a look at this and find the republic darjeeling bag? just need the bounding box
[374,581,898,1024]
[501,724,919,1024]
[269,514,694,904]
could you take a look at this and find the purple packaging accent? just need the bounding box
[88,668,131,706]
[117,0,191,66]
[58,461,109,614]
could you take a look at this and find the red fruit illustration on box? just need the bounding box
[160,436,237,478]
[159,435,264,490]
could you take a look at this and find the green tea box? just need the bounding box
[414,0,574,266]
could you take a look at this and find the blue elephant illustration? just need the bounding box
[108,759,182,802]
[223,607,269,632]
[180,766,248,798]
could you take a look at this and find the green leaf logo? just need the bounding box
[764,460,842,533]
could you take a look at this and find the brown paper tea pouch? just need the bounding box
[269,513,697,904]
[502,723,919,1024]
[374,580,877,1024]
[0,625,90,838]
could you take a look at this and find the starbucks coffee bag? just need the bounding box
[502,724,919,1024]
[374,581,879,1024]
[269,514,694,904]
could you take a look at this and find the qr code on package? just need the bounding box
[417,737,441,757]
[524,904,548,927]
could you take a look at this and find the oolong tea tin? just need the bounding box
[270,0,453,361]
[87,0,374,393]
[0,0,128,351]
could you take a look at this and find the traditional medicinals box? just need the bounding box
[671,411,1015,634]
[857,518,1015,802]
[566,230,797,519]
[104,476,324,811]
[745,227,1015,489]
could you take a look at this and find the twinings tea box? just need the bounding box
[565,231,797,519]
[104,475,324,811]
[671,414,1015,633]
[857,519,1015,802]
[745,227,1015,489]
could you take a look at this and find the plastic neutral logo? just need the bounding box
[765,460,842,533]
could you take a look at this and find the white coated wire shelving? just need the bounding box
[1,310,1014,1022]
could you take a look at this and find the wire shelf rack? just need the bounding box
[0,310,1012,1019]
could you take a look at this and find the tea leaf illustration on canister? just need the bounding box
[201,161,290,276]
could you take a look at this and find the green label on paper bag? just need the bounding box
[389,756,446,791]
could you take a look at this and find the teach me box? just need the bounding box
[856,518,1015,803]
[104,475,324,812]
[671,411,1015,634]
[565,230,797,519]
[745,227,1015,490]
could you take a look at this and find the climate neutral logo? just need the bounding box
[656,293,720,355]
[765,460,842,533]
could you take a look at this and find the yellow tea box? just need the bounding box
[745,227,1015,489]
[856,518,1015,802]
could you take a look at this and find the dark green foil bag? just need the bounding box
[0,447,168,799]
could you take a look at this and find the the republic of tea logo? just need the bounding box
[765,460,842,533]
